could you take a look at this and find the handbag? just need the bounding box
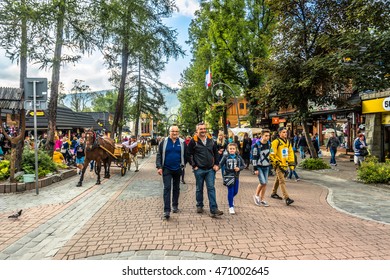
[223,175,236,187]
[360,147,369,156]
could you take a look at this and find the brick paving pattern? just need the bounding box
[1,152,389,260]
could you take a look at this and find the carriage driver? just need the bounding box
[122,135,138,153]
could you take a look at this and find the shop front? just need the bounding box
[361,91,390,161]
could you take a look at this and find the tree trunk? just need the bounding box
[134,58,142,138]
[0,109,26,182]
[302,120,318,158]
[16,0,28,172]
[45,2,65,157]
[112,43,129,140]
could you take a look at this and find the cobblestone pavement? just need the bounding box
[0,152,389,260]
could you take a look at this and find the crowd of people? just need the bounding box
[155,123,370,220]
[1,122,369,220]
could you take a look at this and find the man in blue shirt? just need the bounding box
[156,126,187,220]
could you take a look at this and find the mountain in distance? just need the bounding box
[161,88,180,115]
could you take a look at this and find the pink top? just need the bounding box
[54,139,62,150]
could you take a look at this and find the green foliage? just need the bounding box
[299,158,331,170]
[0,160,11,181]
[22,149,57,178]
[357,158,390,184]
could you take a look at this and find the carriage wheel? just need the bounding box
[121,161,127,176]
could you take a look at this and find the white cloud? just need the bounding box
[174,0,200,17]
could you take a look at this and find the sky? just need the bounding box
[0,0,200,93]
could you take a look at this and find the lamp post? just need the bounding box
[211,82,241,128]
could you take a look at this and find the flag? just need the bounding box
[205,66,212,89]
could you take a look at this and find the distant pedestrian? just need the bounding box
[219,143,245,214]
[242,133,252,169]
[187,122,224,217]
[353,133,368,168]
[326,132,340,166]
[156,126,187,220]
[269,127,295,206]
[74,138,85,175]
[252,129,271,207]
[297,133,308,159]
[216,132,228,175]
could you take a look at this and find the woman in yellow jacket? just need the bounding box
[269,127,295,205]
[53,148,65,164]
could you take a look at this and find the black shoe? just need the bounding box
[163,212,170,219]
[197,207,203,214]
[286,198,294,206]
[210,209,223,217]
[271,193,283,200]
[172,207,179,213]
[181,180,186,184]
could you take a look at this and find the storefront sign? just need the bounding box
[362,96,390,114]
[272,117,280,124]
[383,97,390,111]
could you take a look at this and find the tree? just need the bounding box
[186,0,275,126]
[0,0,40,180]
[259,0,390,157]
[68,79,94,112]
[95,0,183,139]
[32,0,97,155]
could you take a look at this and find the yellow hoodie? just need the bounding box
[269,137,295,169]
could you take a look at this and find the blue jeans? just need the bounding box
[330,147,337,164]
[257,166,270,185]
[227,178,239,208]
[299,146,306,159]
[288,170,299,179]
[194,168,218,212]
[162,168,182,213]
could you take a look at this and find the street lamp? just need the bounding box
[212,82,241,128]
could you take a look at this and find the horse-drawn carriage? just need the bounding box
[113,144,131,176]
[137,139,151,158]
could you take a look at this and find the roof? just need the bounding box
[77,112,112,132]
[0,87,24,110]
[25,105,101,131]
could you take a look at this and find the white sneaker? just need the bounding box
[296,178,300,181]
[253,195,261,206]
[229,207,235,214]
[260,200,269,207]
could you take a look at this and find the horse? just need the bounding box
[76,129,115,187]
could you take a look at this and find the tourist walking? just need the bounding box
[353,133,368,168]
[216,132,228,175]
[187,122,224,217]
[326,131,340,166]
[252,129,271,207]
[219,143,245,214]
[269,127,295,206]
[242,133,252,169]
[156,126,187,220]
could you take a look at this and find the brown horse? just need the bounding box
[76,129,115,187]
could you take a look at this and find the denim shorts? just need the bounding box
[257,166,270,185]
[76,156,85,165]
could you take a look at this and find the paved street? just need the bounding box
[0,152,390,260]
